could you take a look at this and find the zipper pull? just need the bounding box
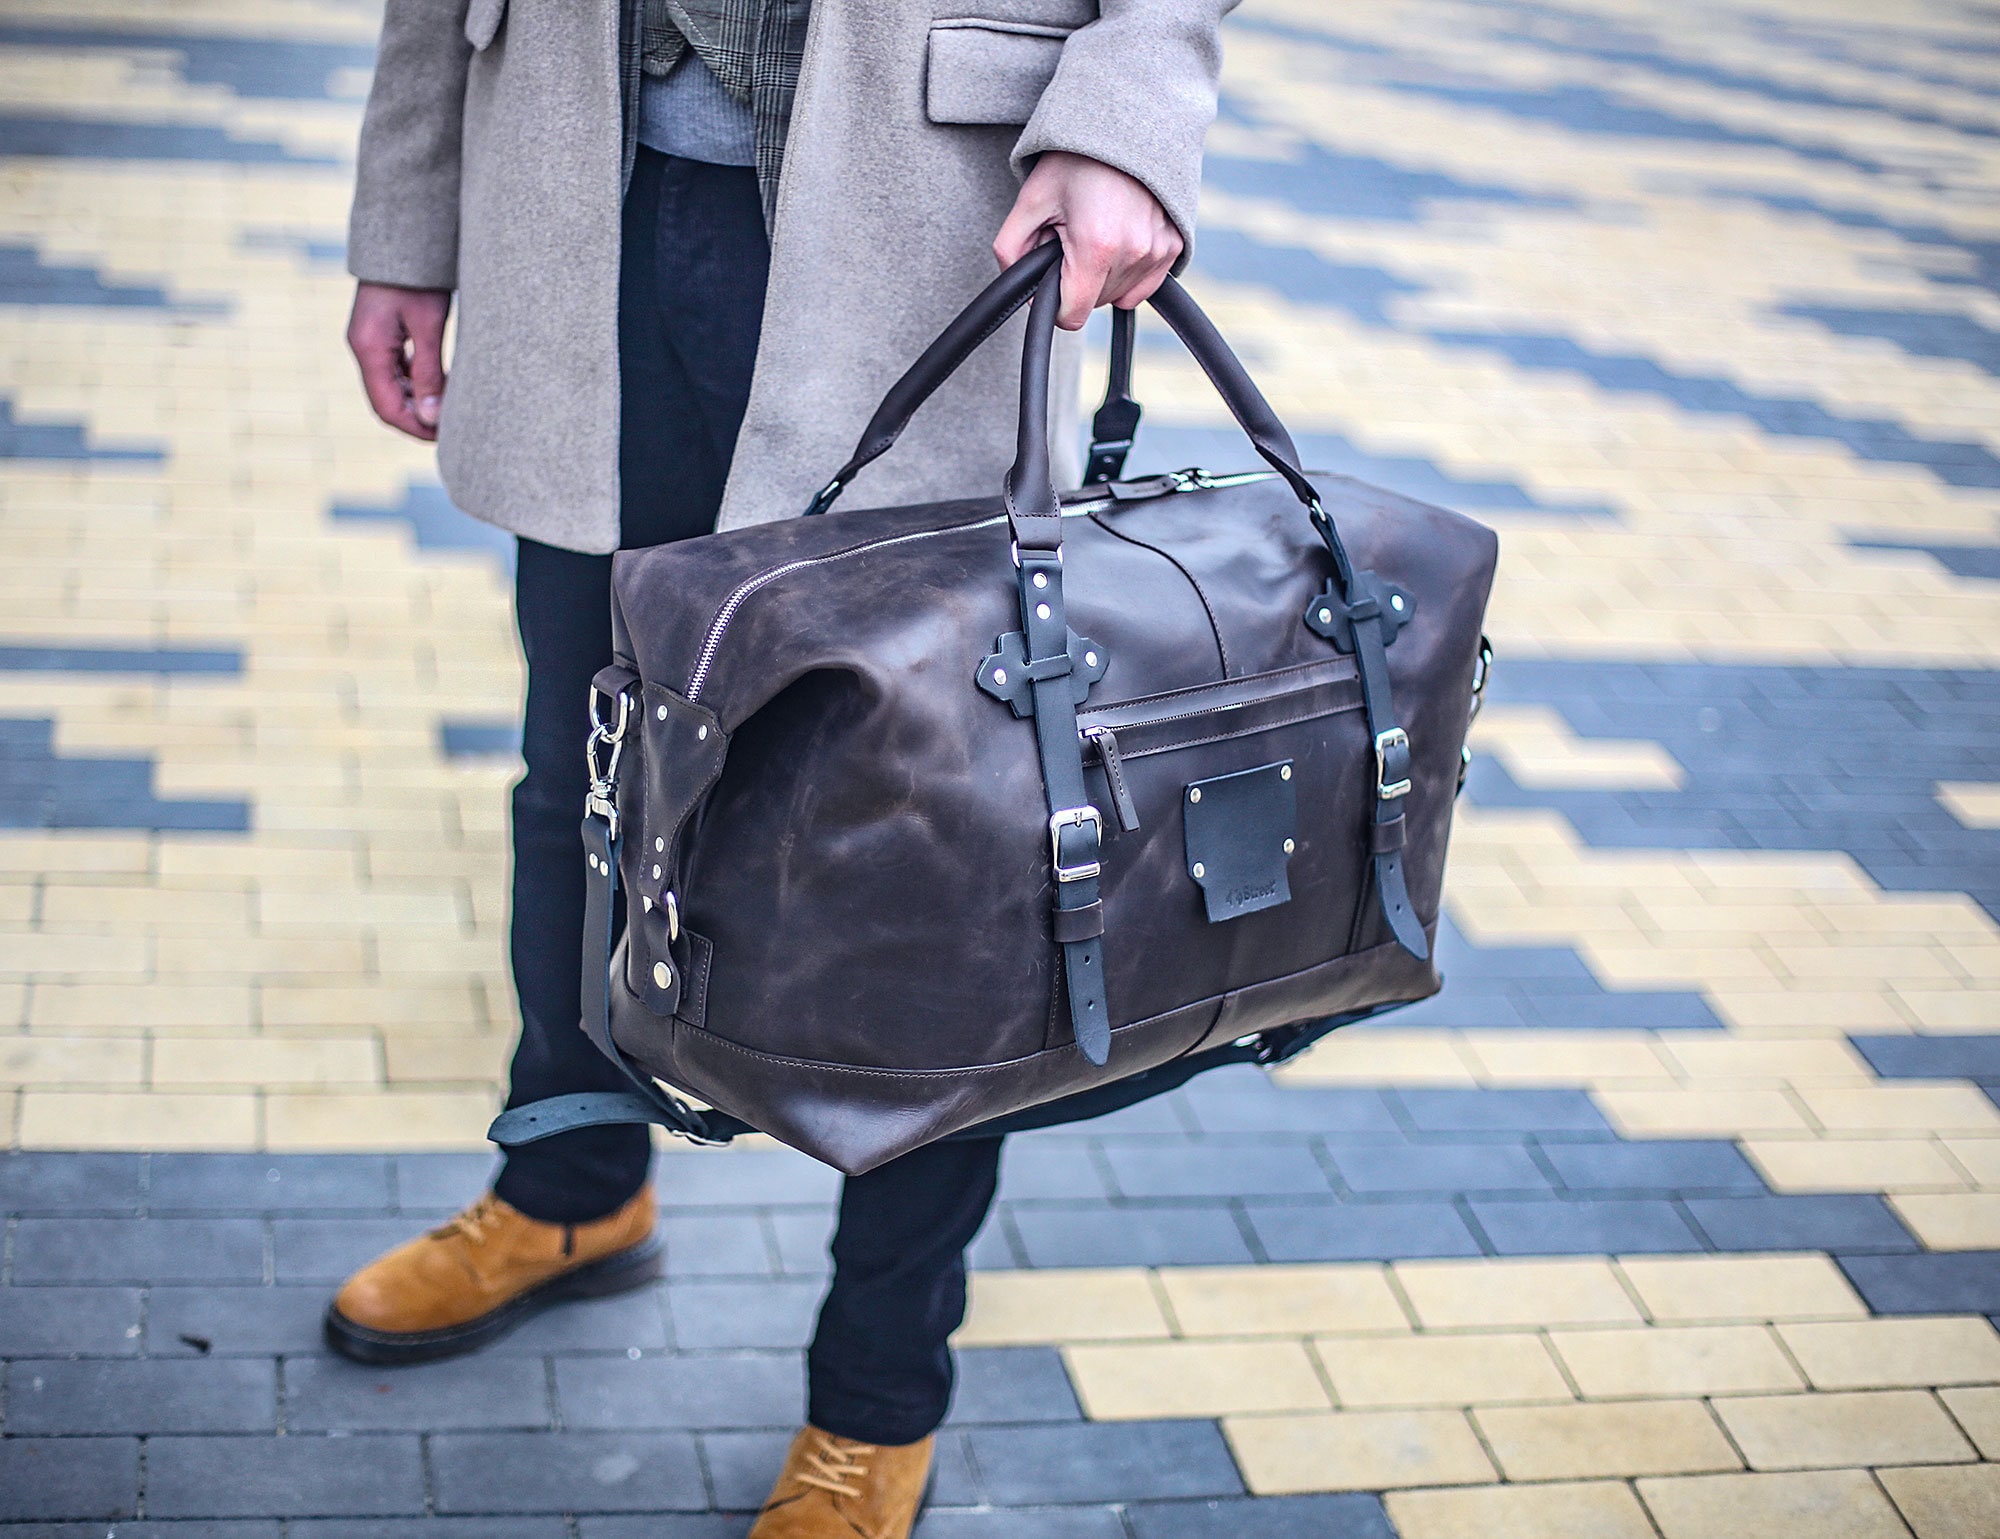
[1081,725,1141,833]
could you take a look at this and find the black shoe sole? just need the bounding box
[322,1235,663,1366]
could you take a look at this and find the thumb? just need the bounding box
[405,301,449,429]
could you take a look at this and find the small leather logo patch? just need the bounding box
[1183,760,1297,922]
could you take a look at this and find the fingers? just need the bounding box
[347,283,450,442]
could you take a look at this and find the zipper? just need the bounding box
[1081,725,1141,832]
[683,469,1277,702]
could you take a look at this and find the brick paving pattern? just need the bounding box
[3,0,1999,1531]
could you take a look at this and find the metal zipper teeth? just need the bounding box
[683,470,1276,702]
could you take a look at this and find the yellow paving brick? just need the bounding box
[1386,1480,1658,1539]
[1393,1258,1643,1329]
[1638,1470,1918,1539]
[1715,1389,1977,1470]
[1942,1138,2000,1188]
[263,1090,493,1151]
[1889,1193,2000,1251]
[1473,1399,1739,1481]
[1313,1331,1572,1408]
[27,982,255,1030]
[1937,784,2000,829]
[0,1034,146,1087]
[1223,1408,1496,1494]
[1939,1386,2000,1460]
[1275,1030,1475,1085]
[1456,1031,1674,1085]
[260,983,484,1029]
[1879,1464,2000,1539]
[18,1090,258,1150]
[1155,1263,1410,1337]
[1658,1036,1870,1081]
[1798,1084,2000,1135]
[1065,1339,1330,1419]
[0,930,150,979]
[1779,1318,2000,1391]
[1595,1087,1812,1138]
[1746,1137,1970,1194]
[1617,1254,1869,1324]
[1550,1323,1803,1398]
[957,1270,1171,1346]
[151,1034,381,1089]
[381,1033,511,1085]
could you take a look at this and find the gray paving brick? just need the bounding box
[148,1154,393,1213]
[1098,1139,1333,1199]
[966,1214,1021,1269]
[1688,1194,1916,1253]
[1390,1088,1611,1137]
[968,1420,1242,1505]
[292,1523,567,1539]
[661,1212,774,1277]
[916,1509,1126,1538]
[1469,1197,1704,1255]
[765,1208,835,1276]
[145,1434,426,1518]
[145,1285,327,1356]
[5,1357,276,1433]
[1127,1493,1396,1538]
[11,1218,265,1284]
[429,1431,706,1514]
[698,1428,979,1511]
[1539,1138,1765,1193]
[0,1152,143,1214]
[1008,1203,1254,1267]
[284,1351,552,1432]
[653,1150,840,1208]
[390,1153,496,1212]
[272,1218,422,1283]
[489,1284,670,1354]
[0,1437,138,1521]
[947,1347,1081,1424]
[1329,1140,1549,1194]
[12,1525,278,1537]
[996,1140,1115,1202]
[1024,1094,1191,1137]
[1244,1200,1481,1261]
[1839,1252,2000,1316]
[1180,1084,1402,1136]
[0,1285,141,1356]
[577,1519,746,1539]
[553,1350,803,1430]
[666,1280,820,1350]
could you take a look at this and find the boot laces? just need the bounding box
[797,1432,871,1498]
[430,1193,503,1247]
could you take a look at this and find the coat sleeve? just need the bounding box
[1010,0,1237,256]
[346,0,477,291]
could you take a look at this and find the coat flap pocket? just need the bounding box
[925,20,1071,126]
[465,0,508,51]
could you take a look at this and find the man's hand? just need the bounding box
[348,281,452,441]
[994,151,1183,331]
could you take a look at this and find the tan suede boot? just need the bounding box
[747,1427,934,1539]
[323,1185,659,1364]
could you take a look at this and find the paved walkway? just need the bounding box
[3,0,1999,1532]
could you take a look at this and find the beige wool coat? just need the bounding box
[348,0,1234,554]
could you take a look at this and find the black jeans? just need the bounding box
[491,148,1003,1447]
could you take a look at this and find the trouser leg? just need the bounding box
[807,1136,1006,1446]
[493,149,770,1222]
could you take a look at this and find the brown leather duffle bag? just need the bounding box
[490,244,1498,1175]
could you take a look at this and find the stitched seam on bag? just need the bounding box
[1081,657,1358,729]
[663,930,1437,1081]
[1116,697,1362,758]
[1088,511,1230,675]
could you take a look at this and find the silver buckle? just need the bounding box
[584,684,634,838]
[1375,727,1412,801]
[1048,805,1103,882]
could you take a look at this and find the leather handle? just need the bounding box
[1003,259,1066,551]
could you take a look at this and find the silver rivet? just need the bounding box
[1188,787,1201,803]
[1033,571,1049,589]
[651,864,662,880]
[1318,608,1333,624]
[1036,603,1051,621]
[654,837,665,852]
[587,853,599,871]
[1085,651,1099,667]
[1192,862,1206,878]
[1280,765,1292,781]
[656,705,668,720]
[642,895,653,912]
[993,668,1007,685]
[1283,838,1295,854]
[652,961,672,989]
[1391,594,1406,611]
[697,725,708,741]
